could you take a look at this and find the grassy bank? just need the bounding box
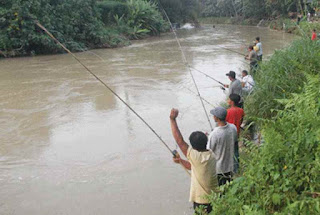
[205,38,320,214]
[199,17,263,26]
[199,16,320,37]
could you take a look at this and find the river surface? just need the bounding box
[0,25,296,215]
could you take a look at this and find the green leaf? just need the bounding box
[272,193,281,205]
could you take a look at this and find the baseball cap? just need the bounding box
[226,71,236,79]
[210,107,227,121]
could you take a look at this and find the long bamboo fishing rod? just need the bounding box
[181,86,216,107]
[188,66,225,86]
[221,47,246,56]
[35,21,186,162]
[158,4,213,131]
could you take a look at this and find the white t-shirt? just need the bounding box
[242,75,255,90]
[187,147,216,204]
[207,123,237,174]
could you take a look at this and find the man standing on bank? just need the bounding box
[224,71,242,97]
[245,45,258,73]
[207,107,238,186]
[241,70,255,95]
[170,108,216,214]
[255,37,263,61]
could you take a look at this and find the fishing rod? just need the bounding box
[221,47,246,56]
[188,66,226,87]
[35,21,190,176]
[158,3,213,131]
[181,85,216,107]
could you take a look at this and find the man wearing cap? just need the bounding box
[207,107,238,186]
[224,71,242,97]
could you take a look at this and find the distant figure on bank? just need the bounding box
[245,45,258,73]
[255,37,263,61]
[311,29,317,41]
[241,70,255,95]
[213,25,215,28]
[170,109,215,214]
[226,94,245,173]
[224,71,242,97]
[207,107,237,186]
[297,14,303,25]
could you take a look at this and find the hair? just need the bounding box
[256,37,260,41]
[242,70,248,75]
[229,94,241,106]
[228,71,236,79]
[189,131,208,152]
[214,115,226,122]
[249,45,253,50]
[313,29,316,32]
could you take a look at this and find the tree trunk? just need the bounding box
[231,0,238,17]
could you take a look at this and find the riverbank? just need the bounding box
[199,16,320,37]
[206,35,320,214]
[0,0,169,58]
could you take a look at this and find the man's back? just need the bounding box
[229,79,242,96]
[249,50,258,63]
[243,75,255,89]
[207,123,237,174]
[226,107,244,136]
[187,148,216,204]
[256,42,263,56]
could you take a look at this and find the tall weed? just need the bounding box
[208,74,320,214]
[245,39,320,120]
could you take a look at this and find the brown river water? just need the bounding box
[0,25,296,214]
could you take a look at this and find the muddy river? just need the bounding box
[0,25,296,214]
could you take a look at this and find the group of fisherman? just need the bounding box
[169,37,261,214]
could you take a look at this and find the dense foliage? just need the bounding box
[245,38,320,120]
[0,0,170,57]
[206,38,320,215]
[158,0,200,23]
[200,0,319,19]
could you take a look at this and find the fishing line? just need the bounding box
[221,47,246,56]
[179,85,216,107]
[35,21,183,162]
[188,66,225,87]
[157,2,213,131]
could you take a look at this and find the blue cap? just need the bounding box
[210,107,227,121]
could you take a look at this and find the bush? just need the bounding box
[294,21,320,37]
[0,0,112,56]
[125,0,169,39]
[0,0,169,57]
[207,73,320,214]
[245,39,320,120]
[97,0,128,25]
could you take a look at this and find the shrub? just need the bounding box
[207,73,320,214]
[0,0,111,56]
[97,0,128,25]
[125,0,169,39]
[245,39,320,120]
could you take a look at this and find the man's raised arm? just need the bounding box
[170,108,189,157]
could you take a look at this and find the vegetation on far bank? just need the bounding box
[200,0,319,20]
[0,0,200,57]
[199,0,320,36]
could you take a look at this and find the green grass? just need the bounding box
[205,38,320,214]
